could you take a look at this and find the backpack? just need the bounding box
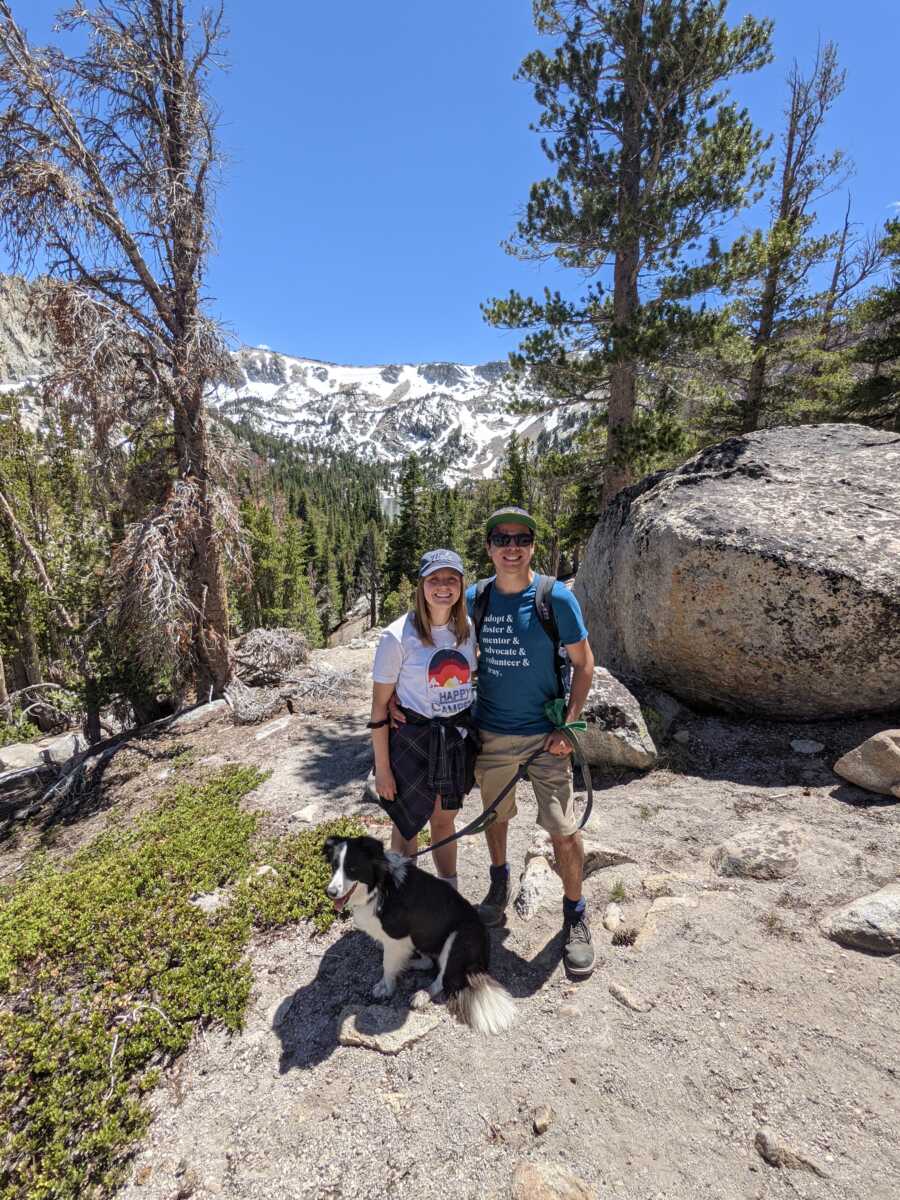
[471,574,570,700]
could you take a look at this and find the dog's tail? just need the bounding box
[448,973,516,1035]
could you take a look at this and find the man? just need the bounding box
[467,506,596,976]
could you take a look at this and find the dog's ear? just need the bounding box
[371,855,390,887]
[358,835,387,859]
[322,836,341,863]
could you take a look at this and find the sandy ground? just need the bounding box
[3,642,899,1200]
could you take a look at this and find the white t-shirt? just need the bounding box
[372,613,477,719]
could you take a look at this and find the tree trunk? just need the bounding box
[604,0,643,507]
[174,376,232,699]
[743,264,779,432]
[0,648,7,709]
[820,196,852,351]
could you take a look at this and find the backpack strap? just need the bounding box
[533,574,566,699]
[472,578,493,641]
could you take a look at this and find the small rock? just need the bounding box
[253,864,279,880]
[532,1103,556,1135]
[672,729,691,745]
[754,1127,828,1177]
[511,1161,596,1200]
[821,882,900,955]
[514,856,563,920]
[608,982,653,1013]
[559,1003,583,1019]
[833,729,900,798]
[791,738,824,755]
[581,839,636,878]
[290,803,322,824]
[642,874,676,899]
[337,1004,440,1054]
[189,888,229,914]
[525,830,554,865]
[711,824,802,880]
[254,715,293,741]
[133,1164,152,1186]
[602,902,623,932]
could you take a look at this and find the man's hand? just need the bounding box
[543,730,573,756]
[387,693,406,725]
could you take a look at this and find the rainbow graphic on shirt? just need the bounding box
[427,648,472,716]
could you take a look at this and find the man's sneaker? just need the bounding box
[477,873,510,927]
[563,914,595,976]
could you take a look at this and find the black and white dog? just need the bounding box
[323,835,515,1035]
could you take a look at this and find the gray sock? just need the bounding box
[438,874,459,892]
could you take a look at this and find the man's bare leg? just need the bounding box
[550,831,584,902]
[484,818,509,868]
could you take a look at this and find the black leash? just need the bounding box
[412,734,593,860]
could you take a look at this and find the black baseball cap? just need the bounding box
[485,506,537,536]
[419,548,465,578]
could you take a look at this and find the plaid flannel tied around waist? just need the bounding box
[394,704,477,802]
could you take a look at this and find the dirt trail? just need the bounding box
[8,642,900,1200]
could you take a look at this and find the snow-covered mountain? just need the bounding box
[0,276,587,480]
[210,346,585,482]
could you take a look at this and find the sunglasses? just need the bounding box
[489,532,534,547]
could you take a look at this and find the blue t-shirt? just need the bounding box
[466,577,589,735]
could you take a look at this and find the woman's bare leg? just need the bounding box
[429,796,457,881]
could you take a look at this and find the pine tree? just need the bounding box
[499,432,530,508]
[380,576,415,625]
[719,44,876,431]
[384,456,424,596]
[844,220,900,431]
[484,0,772,505]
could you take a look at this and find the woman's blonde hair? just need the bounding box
[412,571,470,646]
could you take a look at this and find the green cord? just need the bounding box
[543,698,587,736]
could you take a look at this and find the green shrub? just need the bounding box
[0,765,362,1200]
[0,714,39,748]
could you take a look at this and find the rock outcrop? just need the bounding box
[578,667,658,769]
[575,424,900,718]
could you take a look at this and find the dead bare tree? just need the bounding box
[0,0,235,697]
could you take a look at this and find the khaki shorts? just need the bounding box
[475,730,577,838]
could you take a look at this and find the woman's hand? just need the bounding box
[375,765,397,801]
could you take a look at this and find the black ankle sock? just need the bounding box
[490,863,510,884]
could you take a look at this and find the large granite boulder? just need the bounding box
[574,424,900,719]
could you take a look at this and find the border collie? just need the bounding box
[323,835,515,1035]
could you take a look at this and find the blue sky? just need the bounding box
[6,1,899,364]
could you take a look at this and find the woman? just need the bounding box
[369,548,477,889]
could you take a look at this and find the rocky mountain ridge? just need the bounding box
[210,345,585,481]
[0,274,585,480]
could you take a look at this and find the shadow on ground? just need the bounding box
[273,920,565,1072]
[287,716,371,796]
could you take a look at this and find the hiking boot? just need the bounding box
[563,914,595,976]
[477,873,510,927]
